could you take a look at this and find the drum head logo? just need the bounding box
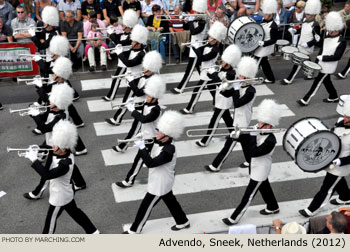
[300,137,336,165]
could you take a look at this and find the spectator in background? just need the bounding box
[241,0,260,15]
[339,1,350,32]
[106,14,123,48]
[35,0,55,22]
[84,10,105,37]
[11,5,36,43]
[60,10,84,71]
[81,0,101,21]
[123,0,141,18]
[168,5,187,64]
[102,0,123,25]
[23,0,35,18]
[146,4,169,64]
[162,0,179,16]
[207,0,222,16]
[317,211,348,234]
[282,0,296,9]
[183,0,193,13]
[141,0,164,24]
[288,0,305,24]
[338,207,350,234]
[274,0,289,26]
[209,5,229,27]
[222,0,236,21]
[0,16,13,42]
[271,219,307,234]
[59,0,82,22]
[316,6,328,34]
[0,0,15,26]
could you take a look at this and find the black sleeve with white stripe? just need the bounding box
[131,105,161,123]
[31,158,71,180]
[232,86,256,108]
[322,37,346,62]
[118,50,145,67]
[139,144,175,168]
[251,134,277,157]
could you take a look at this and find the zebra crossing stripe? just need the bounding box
[102,132,286,166]
[0,191,6,198]
[81,72,201,91]
[122,198,339,234]
[94,104,293,136]
[112,161,325,203]
[86,85,274,112]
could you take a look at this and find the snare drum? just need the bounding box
[283,117,341,172]
[227,16,264,53]
[292,52,309,65]
[302,61,322,79]
[276,40,289,53]
[336,95,350,115]
[281,46,298,61]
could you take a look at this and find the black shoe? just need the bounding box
[280,79,292,85]
[102,96,113,101]
[112,146,125,152]
[73,96,80,102]
[23,192,42,200]
[122,231,130,234]
[115,181,133,188]
[297,99,308,106]
[74,185,86,192]
[74,149,88,156]
[330,198,350,205]
[75,123,85,128]
[222,218,237,226]
[89,66,95,72]
[32,128,43,135]
[299,209,311,218]
[304,76,313,80]
[105,118,120,126]
[263,79,275,84]
[239,162,249,168]
[323,98,339,103]
[260,208,279,215]
[171,88,181,94]
[195,140,207,147]
[0,103,3,110]
[204,164,220,172]
[101,65,107,71]
[336,73,346,79]
[170,221,190,231]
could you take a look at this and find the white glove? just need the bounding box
[126,103,135,112]
[332,158,341,166]
[208,67,216,74]
[218,71,227,81]
[317,55,323,61]
[233,82,241,90]
[288,28,296,34]
[315,34,320,42]
[250,131,258,136]
[25,150,38,162]
[121,34,128,41]
[28,108,41,116]
[188,16,195,21]
[125,74,134,82]
[28,28,36,37]
[301,42,308,48]
[229,130,240,139]
[32,78,43,87]
[219,81,229,91]
[134,139,146,149]
[258,40,264,47]
[193,42,201,48]
[107,26,115,35]
[134,132,143,140]
[33,55,42,62]
[115,45,123,55]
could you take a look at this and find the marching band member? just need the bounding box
[180,21,227,114]
[106,51,162,126]
[336,57,350,79]
[32,57,85,136]
[103,10,140,102]
[222,99,282,226]
[123,111,190,234]
[281,0,321,85]
[195,44,242,147]
[254,0,278,84]
[205,57,258,172]
[24,84,87,200]
[297,11,346,106]
[299,101,350,218]
[115,76,165,187]
[24,120,99,234]
[171,0,207,94]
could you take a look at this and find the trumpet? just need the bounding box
[186,126,286,138]
[102,45,132,53]
[111,71,144,80]
[18,54,51,59]
[181,77,265,94]
[9,105,50,116]
[7,145,53,158]
[116,137,154,147]
[17,76,52,85]
[200,65,221,72]
[14,26,44,32]
[111,101,144,109]
[181,40,208,47]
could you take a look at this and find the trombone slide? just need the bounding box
[186,126,286,137]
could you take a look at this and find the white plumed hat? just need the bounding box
[142,51,163,73]
[144,75,165,99]
[221,44,242,67]
[49,83,74,110]
[343,100,350,117]
[256,99,282,127]
[208,21,227,42]
[42,6,59,27]
[130,24,149,45]
[262,0,278,14]
[304,0,322,15]
[122,9,138,28]
[52,57,72,80]
[49,36,70,57]
[192,0,208,13]
[236,56,258,79]
[157,110,185,139]
[325,11,344,31]
[51,120,78,150]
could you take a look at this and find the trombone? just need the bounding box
[17,76,53,85]
[116,137,154,147]
[111,71,144,79]
[181,40,208,47]
[200,65,221,72]
[9,105,50,116]
[111,101,144,109]
[180,77,265,94]
[102,45,132,52]
[18,53,51,58]
[186,126,286,138]
[7,145,53,158]
[163,13,208,21]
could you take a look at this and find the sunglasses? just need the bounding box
[17,11,24,14]
[66,16,74,18]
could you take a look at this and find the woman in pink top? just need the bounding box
[207,0,222,15]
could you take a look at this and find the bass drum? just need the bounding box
[283,117,341,173]
[336,95,350,115]
[227,16,264,53]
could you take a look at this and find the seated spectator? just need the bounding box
[339,0,350,37]
[146,4,169,64]
[338,207,350,234]
[240,0,260,16]
[0,0,15,26]
[123,0,141,18]
[315,6,328,35]
[317,211,348,234]
[207,0,222,16]
[106,14,123,48]
[162,0,179,16]
[141,0,164,24]
[11,5,36,43]
[271,219,306,234]
[84,10,106,37]
[23,0,35,19]
[168,5,187,63]
[59,0,82,22]
[209,5,230,28]
[274,0,289,26]
[85,22,109,72]
[0,16,13,42]
[288,0,305,25]
[282,0,296,9]
[101,0,123,25]
[81,0,102,21]
[222,0,236,21]
[60,10,84,71]
[35,0,55,22]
